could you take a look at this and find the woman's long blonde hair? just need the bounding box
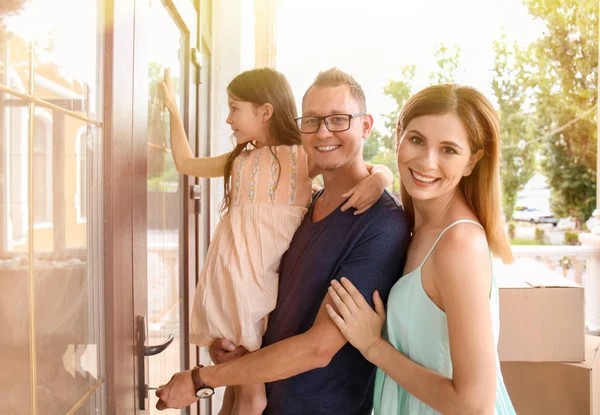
[397,84,514,264]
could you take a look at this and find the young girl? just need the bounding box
[160,67,393,415]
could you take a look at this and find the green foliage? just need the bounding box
[510,238,547,245]
[508,221,516,239]
[364,45,463,192]
[522,0,597,223]
[364,66,416,194]
[534,227,546,243]
[147,156,179,191]
[542,140,596,221]
[564,231,580,246]
[491,35,539,219]
[429,44,462,85]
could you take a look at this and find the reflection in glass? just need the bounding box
[31,114,102,414]
[31,0,100,121]
[0,0,31,94]
[0,0,104,412]
[146,3,186,414]
[0,90,32,414]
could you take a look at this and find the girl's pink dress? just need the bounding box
[190,144,312,351]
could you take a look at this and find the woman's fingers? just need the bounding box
[373,290,386,319]
[325,304,346,330]
[327,285,352,319]
[339,277,369,308]
[330,279,359,311]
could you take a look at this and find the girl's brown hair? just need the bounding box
[396,84,514,263]
[222,68,301,212]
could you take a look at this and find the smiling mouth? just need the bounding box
[410,169,440,184]
[316,145,340,152]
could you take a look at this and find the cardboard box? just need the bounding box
[497,266,585,362]
[500,336,600,415]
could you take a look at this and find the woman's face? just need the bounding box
[396,112,481,203]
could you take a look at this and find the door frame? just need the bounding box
[103,0,201,412]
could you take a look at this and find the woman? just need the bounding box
[326,84,516,414]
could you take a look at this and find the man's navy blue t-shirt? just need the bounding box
[262,190,411,415]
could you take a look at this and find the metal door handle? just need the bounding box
[144,333,174,356]
[137,315,174,409]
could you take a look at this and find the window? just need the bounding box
[75,126,87,223]
[33,109,53,227]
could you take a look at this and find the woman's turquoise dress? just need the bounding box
[373,220,516,414]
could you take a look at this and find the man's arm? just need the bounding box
[202,293,346,387]
[156,209,410,409]
[155,295,346,410]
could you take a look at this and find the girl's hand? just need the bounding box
[160,68,179,114]
[340,171,388,215]
[325,277,386,357]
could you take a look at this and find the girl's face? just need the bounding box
[226,96,271,147]
[397,112,482,203]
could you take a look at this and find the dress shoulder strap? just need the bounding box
[417,219,483,269]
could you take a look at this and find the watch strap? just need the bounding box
[191,365,204,390]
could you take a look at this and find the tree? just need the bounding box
[522,0,598,224]
[363,65,416,195]
[491,34,538,219]
[364,44,463,195]
[429,43,462,85]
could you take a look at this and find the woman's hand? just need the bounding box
[160,68,179,114]
[325,277,386,358]
[340,171,388,215]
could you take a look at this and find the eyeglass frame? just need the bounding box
[294,113,366,133]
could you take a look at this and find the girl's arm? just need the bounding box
[365,162,394,185]
[340,163,394,215]
[326,225,497,415]
[160,68,229,178]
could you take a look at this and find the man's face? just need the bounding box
[301,85,371,171]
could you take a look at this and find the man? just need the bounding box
[156,68,411,414]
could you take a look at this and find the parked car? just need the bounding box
[512,206,558,226]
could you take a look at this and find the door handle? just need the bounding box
[145,333,174,356]
[137,315,174,409]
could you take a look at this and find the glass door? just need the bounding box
[132,0,200,413]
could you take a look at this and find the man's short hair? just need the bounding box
[303,67,367,112]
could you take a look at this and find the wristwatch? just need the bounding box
[191,365,214,398]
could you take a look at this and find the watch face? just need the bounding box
[196,387,214,399]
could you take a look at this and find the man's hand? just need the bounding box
[209,338,247,364]
[155,370,198,410]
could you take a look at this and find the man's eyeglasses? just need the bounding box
[295,113,365,134]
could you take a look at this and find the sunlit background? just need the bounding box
[277,0,544,122]
[1,0,598,413]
